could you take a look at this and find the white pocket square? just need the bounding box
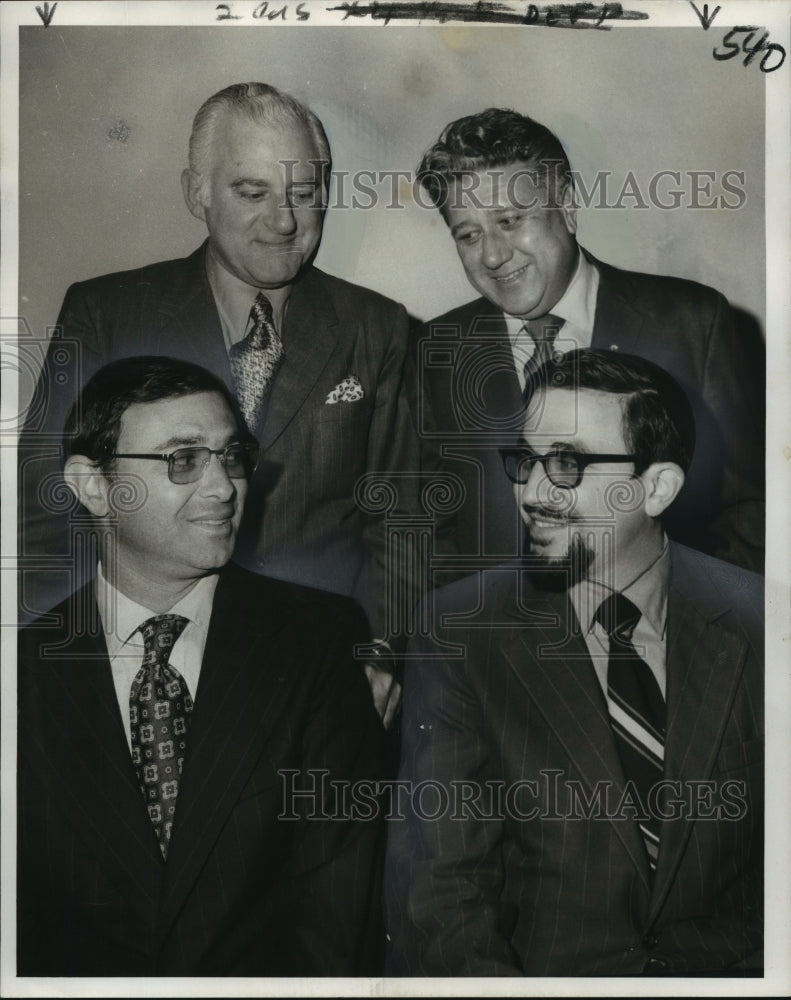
[325,375,365,404]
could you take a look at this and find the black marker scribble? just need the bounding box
[325,1,649,29]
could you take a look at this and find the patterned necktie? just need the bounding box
[229,291,285,434]
[521,313,564,400]
[130,613,192,859]
[594,593,666,873]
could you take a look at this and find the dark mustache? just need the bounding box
[522,505,574,523]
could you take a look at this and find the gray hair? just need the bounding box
[188,82,331,195]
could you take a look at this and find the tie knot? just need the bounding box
[594,593,640,642]
[139,614,189,664]
[250,291,274,329]
[524,313,564,346]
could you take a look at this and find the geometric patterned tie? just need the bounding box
[594,593,666,874]
[228,291,285,435]
[129,614,191,860]
[521,313,564,401]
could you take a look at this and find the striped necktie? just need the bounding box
[521,313,564,400]
[229,291,285,434]
[595,592,666,873]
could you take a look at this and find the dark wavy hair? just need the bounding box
[417,107,573,212]
[529,349,696,473]
[64,355,244,471]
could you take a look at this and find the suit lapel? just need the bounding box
[27,590,165,920]
[498,576,651,887]
[259,267,339,450]
[588,253,646,355]
[147,241,233,387]
[649,545,750,919]
[156,571,295,934]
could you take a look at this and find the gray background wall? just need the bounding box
[18,24,765,406]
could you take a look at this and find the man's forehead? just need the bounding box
[118,391,237,447]
[216,113,319,164]
[523,387,626,446]
[447,160,553,212]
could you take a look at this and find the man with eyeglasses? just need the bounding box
[18,355,385,976]
[414,108,764,575]
[385,349,763,976]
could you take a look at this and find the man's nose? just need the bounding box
[200,453,236,499]
[517,458,549,507]
[262,199,297,236]
[481,230,512,270]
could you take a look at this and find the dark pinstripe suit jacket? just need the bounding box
[416,252,765,574]
[384,544,763,975]
[18,565,385,975]
[19,243,423,642]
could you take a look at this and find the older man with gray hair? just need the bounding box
[20,82,427,727]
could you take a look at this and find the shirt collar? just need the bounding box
[204,242,291,341]
[505,247,597,345]
[569,538,670,639]
[95,563,219,657]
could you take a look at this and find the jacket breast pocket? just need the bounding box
[715,737,763,775]
[309,399,374,481]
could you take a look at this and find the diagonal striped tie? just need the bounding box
[595,593,666,873]
[521,313,564,401]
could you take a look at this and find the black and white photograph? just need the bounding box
[1,0,789,995]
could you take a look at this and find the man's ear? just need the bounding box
[642,462,685,518]
[556,178,578,237]
[181,168,208,223]
[63,455,111,517]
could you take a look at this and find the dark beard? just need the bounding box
[521,526,595,592]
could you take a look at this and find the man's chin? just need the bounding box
[521,533,594,590]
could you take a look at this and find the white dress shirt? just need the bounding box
[505,249,600,391]
[568,540,670,703]
[205,245,290,348]
[95,564,219,751]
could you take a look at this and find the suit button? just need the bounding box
[610,344,619,351]
[644,956,668,974]
[644,934,659,950]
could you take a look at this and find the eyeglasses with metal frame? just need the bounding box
[107,442,260,484]
[499,446,637,489]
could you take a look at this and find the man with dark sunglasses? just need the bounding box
[18,355,385,976]
[386,349,763,976]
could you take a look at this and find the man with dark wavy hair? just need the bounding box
[414,107,764,575]
[386,350,763,976]
[19,355,385,976]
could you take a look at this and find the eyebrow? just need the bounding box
[518,439,587,453]
[150,432,240,452]
[231,178,270,190]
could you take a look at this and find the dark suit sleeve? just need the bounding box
[18,282,106,622]
[353,303,433,653]
[271,600,387,974]
[698,292,765,572]
[384,630,522,976]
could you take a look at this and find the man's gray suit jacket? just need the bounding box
[384,543,764,975]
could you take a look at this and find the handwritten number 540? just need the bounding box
[713,26,786,73]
